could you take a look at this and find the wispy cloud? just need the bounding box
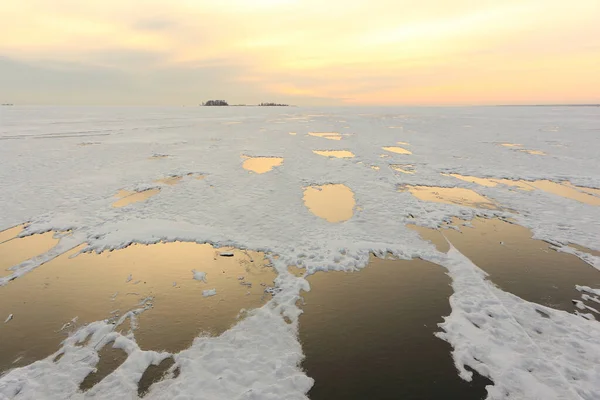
[1,0,599,105]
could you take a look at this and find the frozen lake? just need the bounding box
[1,106,600,399]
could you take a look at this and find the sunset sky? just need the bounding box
[1,0,599,106]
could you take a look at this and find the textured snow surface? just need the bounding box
[1,106,600,399]
[431,245,600,400]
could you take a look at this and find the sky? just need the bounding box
[1,0,599,106]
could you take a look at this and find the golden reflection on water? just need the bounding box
[242,156,284,174]
[446,174,600,206]
[0,242,276,373]
[563,182,600,197]
[382,146,412,155]
[313,150,355,158]
[527,180,600,206]
[308,132,342,140]
[0,225,25,244]
[303,184,356,223]
[500,143,522,148]
[390,164,415,174]
[406,225,449,253]
[518,149,546,155]
[401,185,498,210]
[0,230,59,276]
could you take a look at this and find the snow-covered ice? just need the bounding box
[191,269,207,283]
[1,106,600,399]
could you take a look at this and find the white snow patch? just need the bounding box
[192,269,207,283]
[431,244,600,400]
[202,289,217,297]
[1,106,600,399]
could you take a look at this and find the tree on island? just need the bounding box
[258,102,289,106]
[202,100,229,106]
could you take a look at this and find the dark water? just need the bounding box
[299,256,491,400]
[443,218,600,313]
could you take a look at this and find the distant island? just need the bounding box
[202,100,229,106]
[201,100,290,107]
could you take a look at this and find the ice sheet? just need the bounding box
[1,106,599,399]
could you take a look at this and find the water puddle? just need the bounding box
[299,256,490,400]
[289,132,297,136]
[0,242,276,374]
[0,230,60,276]
[563,182,600,197]
[444,174,534,191]
[0,225,25,244]
[382,146,412,155]
[154,176,182,185]
[439,218,600,312]
[407,225,450,253]
[80,345,128,391]
[518,149,546,155]
[390,164,415,174]
[112,189,161,208]
[500,143,522,148]
[303,184,356,223]
[400,185,499,210]
[446,174,600,206]
[397,141,410,145]
[138,357,176,396]
[526,180,600,206]
[312,150,355,159]
[241,156,284,174]
[308,132,342,141]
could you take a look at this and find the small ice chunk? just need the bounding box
[172,281,177,287]
[5,314,13,323]
[133,280,141,285]
[125,274,133,283]
[238,275,245,280]
[219,252,234,257]
[576,285,600,296]
[58,316,79,331]
[192,270,207,283]
[574,300,586,310]
[111,291,119,300]
[203,289,217,297]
